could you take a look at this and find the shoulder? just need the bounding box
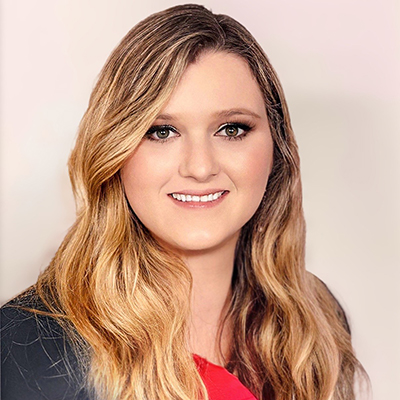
[1,290,90,400]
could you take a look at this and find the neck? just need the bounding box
[181,233,238,365]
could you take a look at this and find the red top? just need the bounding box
[193,354,258,400]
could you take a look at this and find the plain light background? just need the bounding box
[1,1,399,399]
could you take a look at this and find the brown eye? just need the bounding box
[216,123,252,140]
[155,128,170,139]
[145,125,179,142]
[225,126,239,137]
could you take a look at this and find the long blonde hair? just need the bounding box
[33,4,366,400]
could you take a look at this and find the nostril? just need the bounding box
[178,148,220,180]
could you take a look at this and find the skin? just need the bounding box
[121,51,273,364]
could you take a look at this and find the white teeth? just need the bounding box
[171,191,225,203]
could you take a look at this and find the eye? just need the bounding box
[216,122,253,140]
[145,125,179,142]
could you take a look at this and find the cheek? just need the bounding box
[121,148,163,211]
[121,154,148,202]
[122,141,174,185]
[233,139,273,197]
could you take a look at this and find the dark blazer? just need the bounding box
[1,295,89,400]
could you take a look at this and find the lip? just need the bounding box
[168,189,228,196]
[168,190,229,209]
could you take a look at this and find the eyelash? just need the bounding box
[144,122,255,143]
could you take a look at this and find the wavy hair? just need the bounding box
[33,4,366,400]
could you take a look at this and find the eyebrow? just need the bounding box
[155,108,262,121]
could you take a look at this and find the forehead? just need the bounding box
[158,51,267,120]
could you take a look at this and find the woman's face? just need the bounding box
[121,51,273,253]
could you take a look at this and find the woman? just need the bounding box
[1,4,367,400]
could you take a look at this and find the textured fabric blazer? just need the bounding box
[1,295,89,400]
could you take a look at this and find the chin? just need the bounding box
[160,230,240,254]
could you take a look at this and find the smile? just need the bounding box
[170,191,226,203]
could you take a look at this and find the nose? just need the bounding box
[178,135,220,181]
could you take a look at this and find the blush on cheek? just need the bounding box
[243,145,273,183]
